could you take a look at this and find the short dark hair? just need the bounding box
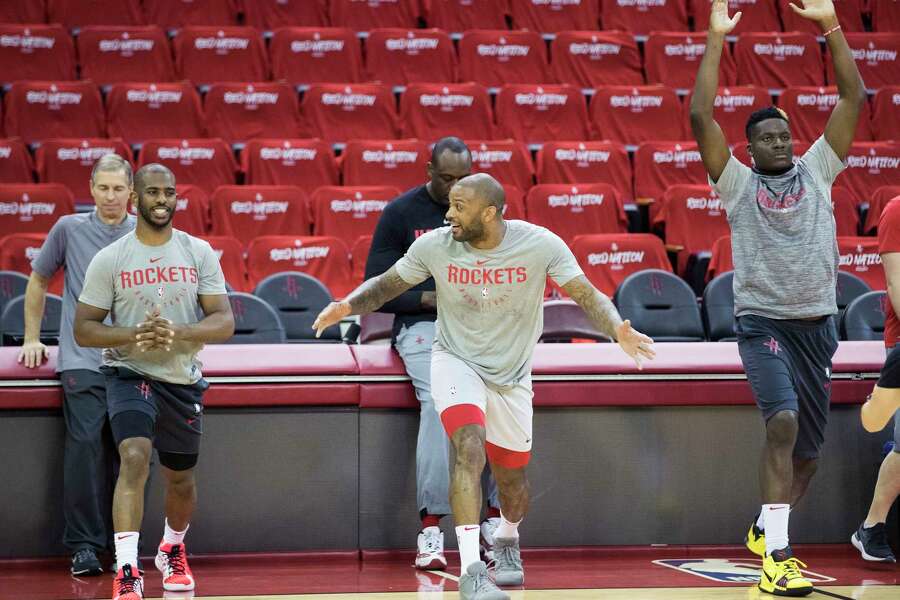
[430,136,470,164]
[745,106,790,141]
[134,163,175,196]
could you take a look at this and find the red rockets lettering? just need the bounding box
[119,266,198,289]
[447,264,527,285]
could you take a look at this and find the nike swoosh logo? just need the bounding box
[149,257,163,263]
[475,259,488,266]
[463,526,479,531]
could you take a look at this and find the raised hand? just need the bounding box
[615,320,656,370]
[312,301,351,338]
[788,0,837,24]
[709,0,742,34]
[17,340,49,369]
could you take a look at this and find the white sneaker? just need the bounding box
[480,518,500,562]
[415,526,447,570]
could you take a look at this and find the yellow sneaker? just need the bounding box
[758,548,813,597]
[745,518,765,558]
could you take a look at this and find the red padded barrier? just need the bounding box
[779,86,873,143]
[509,0,599,33]
[174,26,268,85]
[35,138,132,203]
[365,28,456,86]
[827,33,900,91]
[422,0,508,32]
[0,138,35,184]
[106,83,205,145]
[535,141,632,201]
[496,84,590,145]
[204,82,303,144]
[77,26,174,86]
[241,139,339,191]
[734,32,824,88]
[591,86,684,146]
[458,30,549,87]
[0,25,75,83]
[340,140,428,192]
[243,0,329,28]
[270,27,362,85]
[468,140,534,192]
[645,32,736,90]
[139,139,237,194]
[400,83,495,140]
[210,185,311,248]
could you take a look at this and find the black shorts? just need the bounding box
[102,365,208,455]
[877,345,900,451]
[736,314,839,459]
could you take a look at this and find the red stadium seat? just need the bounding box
[340,140,428,192]
[35,138,132,202]
[496,84,590,145]
[590,86,684,146]
[509,0,599,33]
[350,234,372,286]
[827,33,900,91]
[0,2,45,23]
[656,184,729,275]
[706,234,732,281]
[77,26,174,86]
[836,142,900,207]
[502,184,526,220]
[525,183,627,244]
[838,236,885,290]
[0,184,74,238]
[571,234,672,297]
[366,28,456,86]
[301,83,399,142]
[210,185,311,248]
[644,32,737,89]
[423,0,508,32]
[681,86,769,144]
[106,82,205,145]
[468,140,535,192]
[0,25,75,84]
[204,82,302,144]
[535,140,632,201]
[458,30,550,88]
[139,139,238,194]
[551,31,642,89]
[864,185,900,234]
[3,82,104,144]
[872,0,900,32]
[633,141,708,204]
[246,235,353,296]
[778,86,873,143]
[400,83,495,140]
[270,28,362,85]
[142,0,239,28]
[310,185,400,246]
[872,87,900,142]
[601,0,688,36]
[47,0,142,28]
[0,139,34,184]
[171,185,210,236]
[198,235,248,291]
[0,233,64,295]
[734,32,824,88]
[174,27,268,85]
[691,0,780,36]
[243,0,329,29]
[780,0,864,34]
[831,186,860,237]
[241,139,338,191]
[329,0,419,30]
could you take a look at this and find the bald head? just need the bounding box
[134,163,175,196]
[453,173,505,214]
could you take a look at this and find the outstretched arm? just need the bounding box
[312,266,415,337]
[690,0,742,182]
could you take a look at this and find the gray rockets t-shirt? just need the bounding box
[395,220,584,387]
[79,229,227,385]
[712,136,845,319]
[31,211,136,373]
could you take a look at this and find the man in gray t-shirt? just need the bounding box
[689,1,866,595]
[17,154,135,576]
[313,173,655,600]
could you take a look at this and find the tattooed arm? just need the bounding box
[312,266,415,337]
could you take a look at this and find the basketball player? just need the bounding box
[17,154,136,576]
[365,137,503,572]
[314,173,654,599]
[74,164,234,600]
[691,0,865,595]
[851,195,900,563]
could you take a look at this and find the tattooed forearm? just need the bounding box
[562,276,623,340]
[347,266,415,315]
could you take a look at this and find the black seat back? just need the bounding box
[701,272,736,341]
[253,272,339,342]
[613,269,705,341]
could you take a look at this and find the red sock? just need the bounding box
[421,514,442,529]
[486,507,501,520]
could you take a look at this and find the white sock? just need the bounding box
[495,514,521,540]
[163,519,189,546]
[756,511,765,530]
[455,524,481,574]
[762,504,790,555]
[114,532,140,571]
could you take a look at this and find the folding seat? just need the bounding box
[139,138,237,194]
[77,26,174,86]
[551,31,642,89]
[496,84,590,145]
[644,32,736,89]
[400,83,494,140]
[779,86,872,143]
[0,139,35,183]
[571,233,672,297]
[46,0,143,28]
[204,82,302,144]
[329,0,420,31]
[691,0,780,35]
[734,33,824,88]
[0,233,64,295]
[841,290,886,340]
[310,185,400,246]
[872,0,900,32]
[246,235,353,297]
[269,28,362,86]
[254,271,341,342]
[241,139,338,191]
[614,268,706,342]
[350,234,372,287]
[423,0,508,31]
[173,26,268,85]
[681,86,769,144]
[701,271,735,341]
[170,185,210,236]
[502,184,526,220]
[836,142,900,207]
[35,138,132,202]
[590,85,684,146]
[601,0,688,35]
[872,86,900,142]
[142,0,239,29]
[340,140,428,192]
[633,141,708,204]
[0,270,30,317]
[458,30,550,88]
[706,234,732,281]
[827,33,900,91]
[209,185,310,248]
[780,0,864,34]
[509,0,599,33]
[106,83,204,145]
[468,140,534,192]
[0,184,75,239]
[831,186,860,237]
[0,25,76,83]
[243,0,329,29]
[535,141,632,201]
[366,28,456,86]
[836,271,872,312]
[525,183,628,244]
[302,83,399,142]
[3,82,104,144]
[863,186,900,234]
[0,2,46,23]
[198,235,248,291]
[657,184,729,276]
[838,236,885,291]
[223,291,286,343]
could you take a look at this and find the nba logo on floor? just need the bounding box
[653,558,835,584]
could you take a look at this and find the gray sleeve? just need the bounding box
[394,232,433,286]
[196,240,228,295]
[545,230,585,287]
[709,154,752,215]
[800,135,847,192]
[78,249,115,311]
[30,218,67,279]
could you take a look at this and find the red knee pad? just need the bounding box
[440,404,485,438]
[486,441,531,468]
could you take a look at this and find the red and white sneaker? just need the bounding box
[155,543,195,591]
[112,564,144,600]
[414,526,447,570]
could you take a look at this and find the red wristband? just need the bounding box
[823,24,841,37]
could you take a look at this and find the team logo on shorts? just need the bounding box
[764,337,780,354]
[135,381,152,400]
